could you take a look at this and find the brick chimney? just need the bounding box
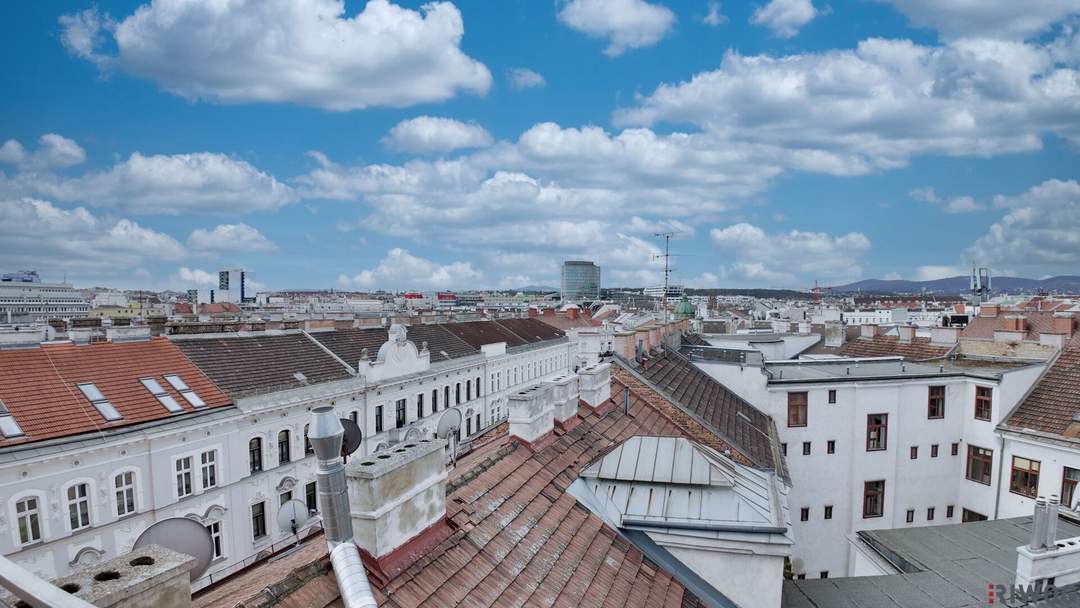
[1004,315,1026,332]
[1054,313,1075,337]
[346,439,448,559]
[860,324,879,339]
[542,307,555,317]
[981,304,1000,318]
[567,307,579,320]
[528,307,538,318]
[897,325,915,343]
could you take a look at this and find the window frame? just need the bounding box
[248,437,263,474]
[66,482,92,531]
[974,386,993,421]
[965,445,993,485]
[787,392,808,428]
[802,441,811,456]
[866,414,888,451]
[207,521,224,560]
[15,496,43,545]
[824,505,833,520]
[927,385,945,419]
[863,480,885,518]
[200,449,218,490]
[826,440,835,454]
[1009,455,1040,498]
[114,471,136,517]
[800,507,809,522]
[176,456,194,498]
[827,389,836,404]
[251,501,267,540]
[1063,466,1080,509]
[395,399,406,429]
[375,405,384,433]
[278,430,291,465]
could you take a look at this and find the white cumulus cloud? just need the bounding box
[59,0,492,111]
[187,223,277,253]
[338,248,482,290]
[704,2,728,26]
[876,0,1080,40]
[910,186,985,213]
[508,68,546,90]
[751,0,818,38]
[178,267,218,285]
[558,0,677,57]
[709,223,871,285]
[0,134,86,170]
[382,116,494,154]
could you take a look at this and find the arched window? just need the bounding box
[456,383,461,405]
[432,389,438,413]
[444,386,450,408]
[249,437,263,473]
[466,381,471,402]
[278,430,291,465]
[475,377,481,397]
[15,495,42,545]
[115,472,136,517]
[304,424,313,456]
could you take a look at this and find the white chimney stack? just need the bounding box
[1016,494,1080,591]
[577,362,611,408]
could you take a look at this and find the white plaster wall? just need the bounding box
[666,544,786,608]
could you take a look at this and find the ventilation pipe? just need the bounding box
[308,407,378,608]
[1030,497,1048,551]
[1046,494,1060,550]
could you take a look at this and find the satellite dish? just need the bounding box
[436,408,462,439]
[340,417,362,458]
[133,517,215,581]
[277,499,312,535]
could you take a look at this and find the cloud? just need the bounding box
[616,37,1080,170]
[704,2,728,26]
[914,265,965,281]
[883,271,903,280]
[875,0,1080,40]
[4,152,295,214]
[751,0,818,38]
[60,0,492,111]
[624,216,696,237]
[382,116,494,154]
[508,68,546,89]
[177,267,218,285]
[337,248,482,290]
[909,186,985,213]
[557,0,677,57]
[709,222,871,285]
[187,223,277,253]
[0,198,185,278]
[966,179,1080,274]
[0,134,86,170]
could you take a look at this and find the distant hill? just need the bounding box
[833,275,1080,295]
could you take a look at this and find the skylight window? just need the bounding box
[0,400,24,438]
[140,378,183,413]
[164,374,206,408]
[77,383,122,421]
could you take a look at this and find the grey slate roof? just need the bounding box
[783,515,1080,608]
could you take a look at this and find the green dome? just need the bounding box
[674,296,695,319]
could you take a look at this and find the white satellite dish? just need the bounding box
[436,408,463,466]
[277,499,312,536]
[133,517,215,581]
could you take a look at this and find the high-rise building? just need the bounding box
[192,268,251,305]
[561,261,600,302]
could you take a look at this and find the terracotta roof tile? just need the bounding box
[0,337,230,446]
[839,336,952,359]
[960,311,1059,341]
[441,320,530,348]
[1004,333,1080,435]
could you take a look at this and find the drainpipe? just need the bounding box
[308,407,378,608]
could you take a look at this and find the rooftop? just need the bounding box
[783,515,1080,608]
[1003,333,1080,437]
[838,335,953,360]
[765,358,999,383]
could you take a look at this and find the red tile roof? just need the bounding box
[960,311,1059,341]
[1003,333,1080,436]
[839,335,953,360]
[220,379,723,608]
[0,337,231,446]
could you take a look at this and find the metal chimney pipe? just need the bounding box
[1045,494,1060,551]
[1030,496,1048,551]
[309,407,378,608]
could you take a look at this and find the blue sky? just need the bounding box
[1,0,1078,291]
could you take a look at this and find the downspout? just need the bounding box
[308,407,378,608]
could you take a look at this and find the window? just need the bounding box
[395,399,406,428]
[966,445,993,485]
[115,472,135,517]
[456,383,462,405]
[827,389,836,404]
[927,507,935,521]
[278,430,291,464]
[787,392,808,427]
[16,497,42,545]
[827,440,835,454]
[824,505,833,520]
[350,411,358,424]
[375,405,384,433]
[951,442,959,456]
[906,509,915,523]
[466,381,471,401]
[444,386,450,408]
[475,413,480,433]
[432,389,439,413]
[201,450,217,489]
[251,502,267,539]
[962,508,987,522]
[975,386,993,421]
[797,574,806,580]
[1063,467,1080,509]
[0,399,23,438]
[280,490,293,506]
[820,572,829,579]
[140,378,182,413]
[249,438,263,473]
[928,385,945,419]
[800,507,809,522]
[910,446,918,460]
[306,481,318,512]
[67,483,91,530]
[931,444,939,458]
[164,374,206,408]
[1010,456,1040,498]
[466,416,472,436]
[946,505,955,518]
[207,521,223,559]
[866,414,888,451]
[863,480,885,518]
[802,442,811,456]
[77,382,122,421]
[781,443,787,456]
[475,377,481,398]
[176,457,193,497]
[417,393,424,419]
[304,424,313,455]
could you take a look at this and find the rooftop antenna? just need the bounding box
[436,408,463,466]
[132,517,215,582]
[653,231,677,321]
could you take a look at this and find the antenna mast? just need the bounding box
[654,232,675,321]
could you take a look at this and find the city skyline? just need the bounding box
[2,0,1079,292]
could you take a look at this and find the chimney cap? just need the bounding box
[308,407,344,461]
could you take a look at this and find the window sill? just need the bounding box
[966,478,992,486]
[862,514,883,519]
[1009,489,1038,499]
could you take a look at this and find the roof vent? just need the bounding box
[293,372,309,384]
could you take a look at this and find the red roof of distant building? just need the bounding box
[0,337,231,446]
[839,335,953,359]
[960,310,1060,342]
[198,302,241,314]
[1004,333,1080,436]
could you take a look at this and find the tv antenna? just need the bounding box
[436,408,463,466]
[132,517,215,581]
[653,232,680,320]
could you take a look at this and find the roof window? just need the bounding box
[164,374,206,408]
[77,382,122,421]
[140,378,183,413]
[0,400,24,438]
